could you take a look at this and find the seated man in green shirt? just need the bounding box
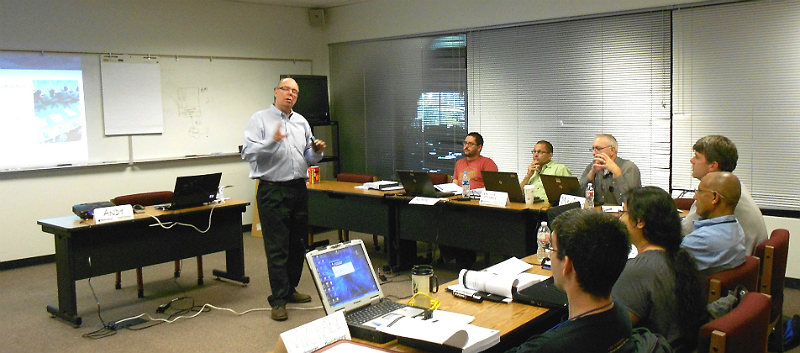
[520,140,572,202]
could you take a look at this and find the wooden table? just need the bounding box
[361,255,561,352]
[38,200,250,326]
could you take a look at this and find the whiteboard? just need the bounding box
[130,57,312,160]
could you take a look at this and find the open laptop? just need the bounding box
[512,276,568,309]
[482,171,525,203]
[306,239,428,343]
[540,174,582,206]
[156,172,222,210]
[396,170,456,198]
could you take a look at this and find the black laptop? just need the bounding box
[540,174,582,206]
[512,276,568,309]
[157,172,222,210]
[482,171,525,203]
[396,170,455,198]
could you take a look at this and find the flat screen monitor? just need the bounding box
[280,74,330,125]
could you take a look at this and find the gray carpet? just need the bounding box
[0,231,798,352]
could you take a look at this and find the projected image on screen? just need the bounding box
[312,245,380,309]
[33,80,83,143]
[0,54,88,169]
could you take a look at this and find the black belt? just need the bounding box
[259,178,306,186]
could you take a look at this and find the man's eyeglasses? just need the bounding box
[464,141,477,147]
[531,149,550,155]
[591,145,611,152]
[544,245,559,255]
[277,86,299,95]
[617,210,628,219]
[694,188,725,199]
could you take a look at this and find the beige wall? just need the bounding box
[0,0,328,262]
[323,0,708,43]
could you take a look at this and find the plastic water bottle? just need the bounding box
[537,221,551,262]
[462,171,470,197]
[584,182,595,210]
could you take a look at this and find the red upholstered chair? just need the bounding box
[698,292,771,353]
[706,255,760,304]
[428,172,450,185]
[324,173,380,248]
[674,197,694,210]
[111,191,204,298]
[755,228,790,351]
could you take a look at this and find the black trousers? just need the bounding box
[257,179,308,306]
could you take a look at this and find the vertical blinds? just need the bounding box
[468,11,672,191]
[329,36,467,180]
[673,0,800,210]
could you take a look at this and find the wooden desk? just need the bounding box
[362,255,562,352]
[38,200,250,326]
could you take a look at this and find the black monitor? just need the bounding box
[280,74,330,125]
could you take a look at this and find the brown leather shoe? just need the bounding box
[271,305,288,321]
[288,292,312,303]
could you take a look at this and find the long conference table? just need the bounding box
[37,200,250,326]
[307,181,552,270]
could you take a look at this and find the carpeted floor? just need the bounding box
[0,231,797,352]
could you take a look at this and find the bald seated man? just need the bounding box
[680,171,746,277]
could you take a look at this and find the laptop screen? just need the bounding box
[307,240,382,313]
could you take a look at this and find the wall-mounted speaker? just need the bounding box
[309,8,325,27]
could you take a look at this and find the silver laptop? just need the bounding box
[306,239,427,343]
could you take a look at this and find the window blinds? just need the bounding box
[468,11,672,192]
[673,0,800,210]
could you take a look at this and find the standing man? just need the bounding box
[242,77,326,321]
[681,171,746,277]
[520,140,572,202]
[682,135,766,255]
[579,134,641,205]
[506,209,633,352]
[453,132,498,190]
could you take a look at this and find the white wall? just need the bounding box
[0,0,328,262]
[323,0,708,43]
[765,216,800,278]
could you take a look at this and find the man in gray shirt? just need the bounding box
[579,134,641,205]
[680,135,766,255]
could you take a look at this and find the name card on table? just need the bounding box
[94,204,134,224]
[559,194,586,208]
[479,191,509,207]
[276,310,350,353]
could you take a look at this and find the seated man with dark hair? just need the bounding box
[506,209,633,353]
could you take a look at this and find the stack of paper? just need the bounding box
[448,257,549,302]
[376,314,499,353]
[358,181,403,191]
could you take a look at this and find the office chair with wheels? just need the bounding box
[705,255,760,304]
[755,228,790,352]
[110,191,204,298]
[698,292,771,353]
[428,172,450,185]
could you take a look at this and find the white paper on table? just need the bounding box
[483,257,533,275]
[408,196,446,205]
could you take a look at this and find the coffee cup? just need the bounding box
[411,265,439,308]
[524,185,536,205]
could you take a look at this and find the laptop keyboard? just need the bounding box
[345,299,407,325]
